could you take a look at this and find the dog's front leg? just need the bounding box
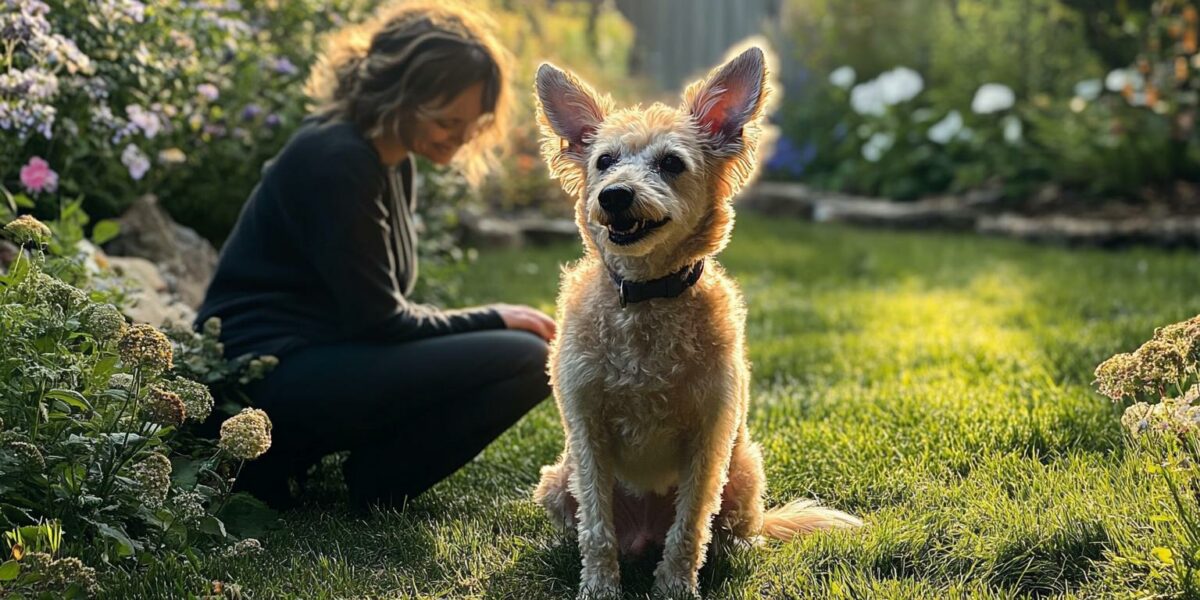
[653,392,739,597]
[567,420,620,599]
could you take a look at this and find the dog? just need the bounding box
[532,46,863,599]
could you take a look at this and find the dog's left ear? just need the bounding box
[683,47,767,152]
[536,63,607,163]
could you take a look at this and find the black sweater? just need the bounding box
[194,118,504,359]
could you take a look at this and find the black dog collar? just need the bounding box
[608,260,705,308]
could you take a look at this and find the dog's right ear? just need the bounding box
[535,63,607,164]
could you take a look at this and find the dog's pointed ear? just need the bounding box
[683,47,767,151]
[536,63,606,161]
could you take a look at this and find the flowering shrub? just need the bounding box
[769,0,1198,202]
[772,61,1031,200]
[0,215,276,597]
[1,0,377,242]
[1095,314,1200,591]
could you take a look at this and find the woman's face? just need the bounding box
[411,81,489,166]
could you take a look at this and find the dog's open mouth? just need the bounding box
[605,216,670,245]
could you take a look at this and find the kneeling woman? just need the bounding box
[195,2,555,509]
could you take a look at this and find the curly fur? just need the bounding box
[533,45,862,599]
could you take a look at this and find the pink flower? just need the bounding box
[19,157,58,195]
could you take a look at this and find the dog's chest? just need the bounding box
[592,301,710,394]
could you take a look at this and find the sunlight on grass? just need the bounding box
[101,215,1200,598]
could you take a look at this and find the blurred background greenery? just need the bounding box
[6,0,1197,250]
[767,0,1200,202]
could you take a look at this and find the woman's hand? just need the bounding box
[492,304,557,342]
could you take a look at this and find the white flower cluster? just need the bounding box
[850,67,924,116]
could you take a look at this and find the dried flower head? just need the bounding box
[203,316,222,338]
[144,386,186,426]
[132,452,172,507]
[1133,338,1187,393]
[3,214,51,245]
[22,551,53,572]
[219,408,272,460]
[244,355,280,381]
[170,490,206,525]
[107,373,135,392]
[4,440,45,471]
[80,302,127,343]
[118,324,174,373]
[162,377,213,423]
[32,273,87,310]
[1155,316,1200,363]
[1121,402,1153,436]
[224,538,263,557]
[43,556,99,595]
[1121,398,1200,439]
[1095,352,1139,401]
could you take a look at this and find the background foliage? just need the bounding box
[767,0,1200,201]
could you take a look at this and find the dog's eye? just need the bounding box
[659,154,686,175]
[596,153,616,171]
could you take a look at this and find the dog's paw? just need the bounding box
[651,565,699,599]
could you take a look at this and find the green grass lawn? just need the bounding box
[103,213,1200,599]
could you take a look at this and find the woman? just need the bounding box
[195,1,556,509]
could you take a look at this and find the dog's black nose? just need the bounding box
[599,186,635,213]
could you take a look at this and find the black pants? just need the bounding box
[236,329,551,509]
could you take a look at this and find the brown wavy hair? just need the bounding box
[305,0,511,184]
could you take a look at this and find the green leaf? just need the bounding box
[45,388,92,413]
[12,194,34,209]
[216,493,279,539]
[198,516,227,539]
[0,559,20,581]
[1153,546,1175,565]
[170,457,201,488]
[94,522,136,558]
[90,219,121,245]
[0,185,14,217]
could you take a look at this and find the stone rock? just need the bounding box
[106,256,196,329]
[104,194,217,309]
[461,213,524,249]
[741,182,978,230]
[0,240,18,271]
[515,217,577,246]
[74,239,110,276]
[977,213,1200,248]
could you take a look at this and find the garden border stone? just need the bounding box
[740,181,1200,248]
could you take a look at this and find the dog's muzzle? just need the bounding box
[598,185,670,246]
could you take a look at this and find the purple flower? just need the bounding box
[121,144,150,181]
[126,104,162,139]
[766,137,817,178]
[264,113,281,128]
[272,57,298,76]
[240,103,262,121]
[197,83,219,101]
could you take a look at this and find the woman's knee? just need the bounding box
[489,329,550,375]
[492,330,551,403]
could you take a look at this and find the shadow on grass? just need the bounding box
[482,532,758,600]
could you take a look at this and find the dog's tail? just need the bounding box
[759,499,863,541]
